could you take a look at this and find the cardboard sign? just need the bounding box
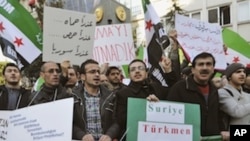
[93,23,135,65]
[175,14,227,70]
[127,98,201,141]
[43,6,95,65]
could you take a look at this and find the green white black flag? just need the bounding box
[0,0,42,68]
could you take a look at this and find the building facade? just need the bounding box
[128,0,250,46]
[185,0,250,43]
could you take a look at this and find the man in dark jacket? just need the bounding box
[114,57,177,140]
[72,59,119,141]
[29,61,71,105]
[167,52,229,140]
[0,63,30,110]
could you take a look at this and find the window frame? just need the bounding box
[208,5,231,25]
[189,11,201,20]
[237,0,250,23]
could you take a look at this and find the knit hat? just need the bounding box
[225,63,245,78]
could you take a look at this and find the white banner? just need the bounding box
[175,14,227,70]
[0,98,74,141]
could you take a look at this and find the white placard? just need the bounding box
[93,23,136,65]
[0,98,73,141]
[175,14,227,70]
[43,6,95,65]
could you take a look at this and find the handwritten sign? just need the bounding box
[127,98,201,141]
[0,98,73,141]
[93,24,135,65]
[43,6,95,65]
[175,14,227,70]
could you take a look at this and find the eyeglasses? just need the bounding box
[43,69,61,74]
[129,66,146,72]
[86,69,100,74]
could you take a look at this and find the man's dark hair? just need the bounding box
[191,52,216,67]
[80,59,98,74]
[2,63,19,75]
[71,65,80,74]
[106,66,120,76]
[128,59,147,73]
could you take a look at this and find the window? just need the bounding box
[208,9,218,23]
[238,1,250,22]
[208,5,231,25]
[190,12,201,20]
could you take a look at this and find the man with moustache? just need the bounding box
[167,52,229,140]
[0,63,30,110]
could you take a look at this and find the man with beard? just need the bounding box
[105,66,125,91]
[28,61,71,105]
[0,63,30,110]
[167,52,229,140]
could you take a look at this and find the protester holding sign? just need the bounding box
[114,57,177,140]
[72,59,119,141]
[0,63,30,110]
[167,52,229,140]
[218,63,250,130]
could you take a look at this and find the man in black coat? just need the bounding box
[167,52,229,140]
[0,63,30,110]
[114,58,177,140]
[28,61,71,105]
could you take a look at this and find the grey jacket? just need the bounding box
[218,84,250,125]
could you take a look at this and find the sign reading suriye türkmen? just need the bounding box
[126,98,201,141]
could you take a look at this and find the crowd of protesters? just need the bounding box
[1,30,250,141]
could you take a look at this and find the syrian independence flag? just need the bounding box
[0,0,42,69]
[141,0,170,87]
[222,28,250,67]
